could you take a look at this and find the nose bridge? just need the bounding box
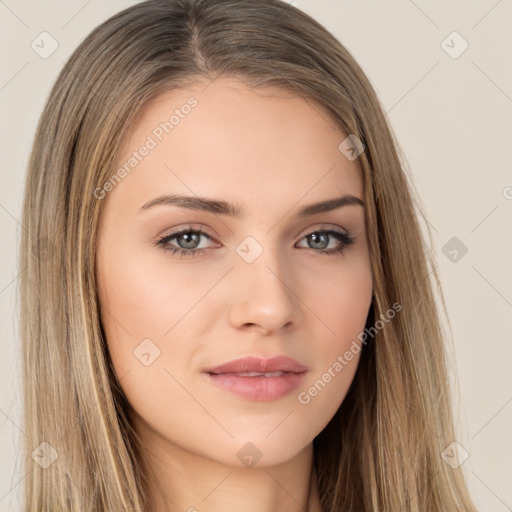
[235,234,289,288]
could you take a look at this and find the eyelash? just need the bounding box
[156,225,355,259]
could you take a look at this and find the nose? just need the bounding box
[227,245,300,335]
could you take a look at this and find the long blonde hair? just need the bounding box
[19,0,477,510]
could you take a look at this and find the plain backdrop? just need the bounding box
[1,1,511,510]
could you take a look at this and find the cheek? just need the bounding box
[96,244,214,362]
[96,247,212,444]
[302,250,372,342]
[295,258,372,432]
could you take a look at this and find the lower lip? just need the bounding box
[205,372,308,401]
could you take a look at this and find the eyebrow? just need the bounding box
[139,193,364,217]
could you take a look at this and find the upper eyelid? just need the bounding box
[161,226,217,242]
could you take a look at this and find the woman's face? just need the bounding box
[96,76,373,468]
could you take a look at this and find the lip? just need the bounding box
[204,356,308,401]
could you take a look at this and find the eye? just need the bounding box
[295,229,355,255]
[156,226,218,258]
[156,226,356,258]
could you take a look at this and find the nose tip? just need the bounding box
[227,255,299,335]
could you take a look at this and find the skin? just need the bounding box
[96,76,373,512]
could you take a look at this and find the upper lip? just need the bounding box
[205,355,308,375]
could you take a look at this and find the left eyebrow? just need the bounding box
[297,195,364,216]
[138,193,364,217]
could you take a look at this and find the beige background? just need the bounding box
[1,1,511,510]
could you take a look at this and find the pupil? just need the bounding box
[309,232,328,250]
[178,232,200,249]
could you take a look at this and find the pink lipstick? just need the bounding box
[204,355,308,401]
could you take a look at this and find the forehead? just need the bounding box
[107,76,363,212]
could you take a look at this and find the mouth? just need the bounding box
[203,356,308,401]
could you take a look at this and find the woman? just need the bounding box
[19,0,477,510]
